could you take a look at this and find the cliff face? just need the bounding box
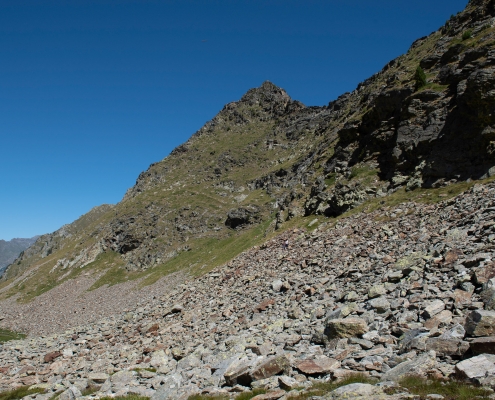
[3,0,495,301]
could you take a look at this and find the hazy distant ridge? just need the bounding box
[0,237,38,274]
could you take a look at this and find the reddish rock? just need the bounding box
[474,263,495,285]
[470,336,495,355]
[296,356,340,375]
[425,338,469,356]
[444,249,462,264]
[254,299,275,313]
[250,355,289,381]
[20,376,38,386]
[44,351,62,363]
[424,310,453,330]
[147,323,160,333]
[453,289,472,307]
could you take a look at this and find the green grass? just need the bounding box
[81,386,99,396]
[133,367,157,373]
[462,29,472,41]
[188,389,266,400]
[397,376,492,400]
[0,386,45,400]
[0,328,26,343]
[188,394,229,400]
[141,217,274,286]
[288,375,377,399]
[100,396,149,400]
[418,83,449,92]
[347,165,379,183]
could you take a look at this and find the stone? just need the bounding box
[59,386,82,400]
[425,338,469,357]
[453,289,472,307]
[250,376,279,390]
[381,351,437,381]
[423,310,452,330]
[368,297,391,313]
[422,300,445,319]
[151,373,182,400]
[326,383,385,399]
[326,317,368,339]
[470,337,495,355]
[250,355,289,381]
[368,285,387,299]
[474,264,495,285]
[295,356,340,375]
[150,350,169,367]
[224,358,253,386]
[465,310,495,337]
[225,206,261,229]
[110,370,137,388]
[43,352,62,363]
[271,280,283,292]
[88,372,109,384]
[440,324,465,340]
[278,375,298,390]
[455,354,495,380]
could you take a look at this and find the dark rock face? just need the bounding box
[225,206,261,229]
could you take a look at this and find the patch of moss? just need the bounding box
[0,328,26,343]
[100,396,149,400]
[288,375,377,399]
[398,376,492,400]
[0,386,45,400]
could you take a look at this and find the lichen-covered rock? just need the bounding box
[455,354,495,381]
[381,351,437,381]
[325,317,368,339]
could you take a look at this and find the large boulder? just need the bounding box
[455,354,495,381]
[381,351,436,382]
[470,336,495,355]
[325,383,386,399]
[465,310,495,336]
[325,317,368,339]
[250,355,290,381]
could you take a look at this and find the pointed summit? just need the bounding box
[240,81,291,106]
[233,81,301,119]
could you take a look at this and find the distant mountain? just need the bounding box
[0,237,38,275]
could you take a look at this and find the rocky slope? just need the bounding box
[0,237,38,276]
[4,1,495,398]
[1,182,495,399]
[3,0,495,307]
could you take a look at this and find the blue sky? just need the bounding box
[1,0,468,240]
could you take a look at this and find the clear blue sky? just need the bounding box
[1,0,468,240]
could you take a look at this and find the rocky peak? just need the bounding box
[217,81,299,122]
[239,81,292,108]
